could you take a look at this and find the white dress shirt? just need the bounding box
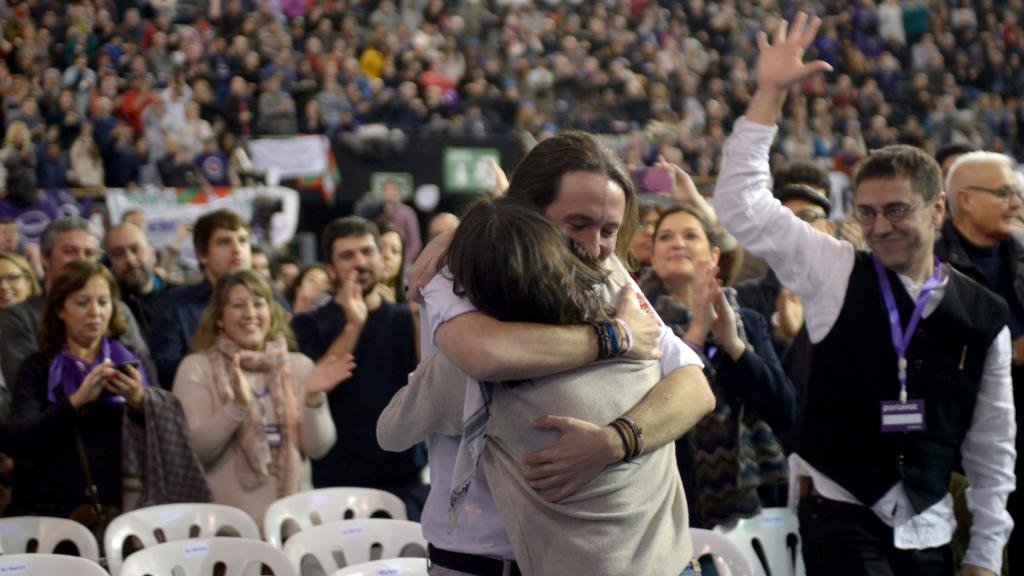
[713,117,1016,573]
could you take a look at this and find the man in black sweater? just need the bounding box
[937,150,1024,573]
[291,216,422,518]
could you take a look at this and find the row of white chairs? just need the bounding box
[0,551,430,576]
[0,493,803,576]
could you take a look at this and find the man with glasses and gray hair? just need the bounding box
[0,216,156,387]
[714,13,1014,575]
[937,150,1024,569]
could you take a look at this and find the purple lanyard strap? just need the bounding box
[872,255,943,403]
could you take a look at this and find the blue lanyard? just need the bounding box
[872,255,943,403]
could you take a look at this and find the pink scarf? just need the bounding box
[207,333,301,497]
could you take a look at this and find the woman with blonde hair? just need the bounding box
[1,121,37,204]
[69,122,104,188]
[173,270,353,524]
[0,251,40,310]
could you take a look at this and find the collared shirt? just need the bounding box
[713,117,1016,574]
[417,258,703,559]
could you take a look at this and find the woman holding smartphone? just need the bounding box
[7,260,209,521]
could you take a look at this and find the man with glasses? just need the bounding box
[0,216,156,387]
[714,14,1014,575]
[937,150,1024,572]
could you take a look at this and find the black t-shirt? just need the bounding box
[291,299,420,486]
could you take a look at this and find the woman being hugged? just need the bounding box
[173,270,351,524]
[7,261,208,520]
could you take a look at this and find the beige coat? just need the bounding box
[173,351,336,526]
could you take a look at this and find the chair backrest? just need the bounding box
[717,508,805,576]
[0,517,99,561]
[330,558,429,576]
[119,537,296,576]
[690,528,759,576]
[0,553,108,575]
[283,519,426,573]
[264,488,407,548]
[105,503,261,576]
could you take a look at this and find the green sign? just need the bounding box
[444,147,500,193]
[370,172,414,201]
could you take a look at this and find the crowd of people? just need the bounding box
[3,0,1024,196]
[0,2,1022,576]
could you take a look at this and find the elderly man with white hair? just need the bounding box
[936,150,1024,571]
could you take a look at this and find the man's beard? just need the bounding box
[120,266,151,294]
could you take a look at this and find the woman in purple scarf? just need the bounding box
[8,260,159,518]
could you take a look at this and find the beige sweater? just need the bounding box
[379,352,691,576]
[172,351,336,526]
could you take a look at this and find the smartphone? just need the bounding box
[116,360,141,375]
[631,167,674,194]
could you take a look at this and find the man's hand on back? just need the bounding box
[521,415,622,503]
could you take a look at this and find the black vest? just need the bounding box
[799,253,1007,512]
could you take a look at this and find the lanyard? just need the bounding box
[873,255,942,403]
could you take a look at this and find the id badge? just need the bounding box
[265,424,283,447]
[880,400,926,433]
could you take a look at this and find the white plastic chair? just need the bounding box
[0,517,99,561]
[283,519,426,573]
[0,553,108,575]
[119,537,296,576]
[716,508,805,576]
[691,528,759,576]
[264,488,408,548]
[330,558,428,576]
[105,503,261,576]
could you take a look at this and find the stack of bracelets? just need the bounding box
[593,318,634,360]
[611,415,645,462]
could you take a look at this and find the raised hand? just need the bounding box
[710,284,745,360]
[755,12,833,93]
[748,12,833,126]
[775,287,805,342]
[336,269,368,327]
[306,354,357,398]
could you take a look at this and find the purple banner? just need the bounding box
[0,189,93,245]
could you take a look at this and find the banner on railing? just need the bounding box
[106,185,300,267]
[248,135,339,204]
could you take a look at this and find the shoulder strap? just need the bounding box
[74,427,102,511]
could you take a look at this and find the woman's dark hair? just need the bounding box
[285,263,331,307]
[445,197,612,326]
[640,204,719,296]
[506,131,639,262]
[376,221,408,304]
[39,261,127,360]
[652,204,718,248]
[191,269,297,352]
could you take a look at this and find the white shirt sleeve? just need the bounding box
[421,268,478,346]
[962,326,1017,573]
[711,117,856,342]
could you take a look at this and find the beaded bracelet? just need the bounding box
[618,412,643,457]
[613,318,633,356]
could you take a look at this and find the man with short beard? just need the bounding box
[291,216,422,517]
[105,222,176,335]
